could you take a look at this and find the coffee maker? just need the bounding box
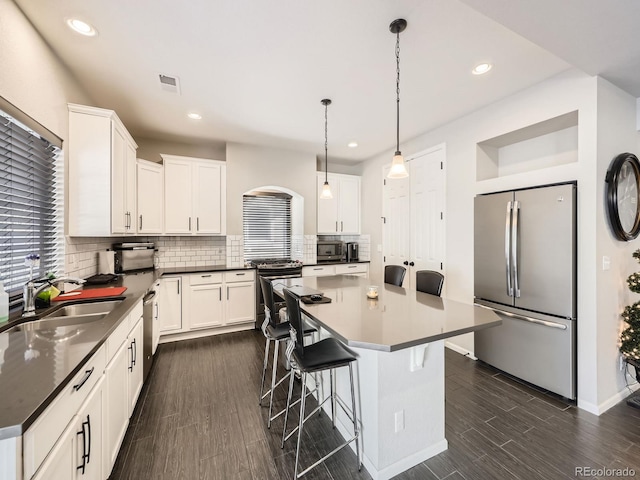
[346,242,359,262]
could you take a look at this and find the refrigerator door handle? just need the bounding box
[505,201,513,297]
[475,304,568,330]
[512,200,520,298]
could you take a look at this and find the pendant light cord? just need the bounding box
[324,101,329,183]
[395,29,401,155]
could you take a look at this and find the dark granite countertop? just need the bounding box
[0,270,159,440]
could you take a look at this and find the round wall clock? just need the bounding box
[605,152,640,241]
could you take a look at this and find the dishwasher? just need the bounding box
[142,286,157,381]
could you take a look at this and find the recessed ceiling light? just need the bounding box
[187,113,202,120]
[66,18,97,36]
[348,142,358,148]
[472,63,492,75]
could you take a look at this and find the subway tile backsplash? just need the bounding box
[64,231,371,279]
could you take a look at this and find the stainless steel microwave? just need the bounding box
[317,241,345,262]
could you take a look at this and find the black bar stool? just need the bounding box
[384,264,406,286]
[415,270,444,296]
[259,277,317,428]
[281,288,361,479]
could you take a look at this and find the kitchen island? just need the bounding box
[274,275,501,480]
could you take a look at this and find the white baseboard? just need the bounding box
[159,323,254,343]
[580,382,640,415]
[445,341,477,360]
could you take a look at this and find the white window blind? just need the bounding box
[0,109,63,304]
[243,193,291,260]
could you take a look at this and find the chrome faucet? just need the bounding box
[22,276,86,317]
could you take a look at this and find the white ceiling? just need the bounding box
[13,0,640,164]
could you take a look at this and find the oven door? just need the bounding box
[255,271,302,328]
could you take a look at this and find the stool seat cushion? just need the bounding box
[267,321,317,340]
[293,337,356,373]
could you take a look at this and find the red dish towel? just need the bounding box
[52,286,127,301]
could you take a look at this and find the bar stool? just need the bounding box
[415,270,444,296]
[259,277,317,428]
[281,288,361,479]
[384,264,406,286]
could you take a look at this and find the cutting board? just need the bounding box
[52,286,127,301]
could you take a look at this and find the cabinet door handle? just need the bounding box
[235,272,245,276]
[85,414,92,464]
[313,268,323,270]
[139,215,143,230]
[348,265,356,269]
[73,367,94,391]
[197,217,199,231]
[76,420,88,474]
[154,302,159,320]
[335,221,338,232]
[189,217,192,231]
[177,280,180,295]
[219,288,221,301]
[132,338,137,366]
[227,287,229,300]
[201,274,212,278]
[341,221,343,232]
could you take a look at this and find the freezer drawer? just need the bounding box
[474,301,576,399]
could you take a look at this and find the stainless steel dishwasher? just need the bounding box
[142,288,157,380]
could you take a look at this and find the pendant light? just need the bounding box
[320,98,333,199]
[387,18,409,179]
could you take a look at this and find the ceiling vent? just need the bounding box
[158,74,181,95]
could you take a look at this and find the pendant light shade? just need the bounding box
[387,18,409,179]
[320,98,333,199]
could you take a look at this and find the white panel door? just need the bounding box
[193,162,222,234]
[383,166,411,271]
[225,282,256,324]
[104,342,128,474]
[159,277,182,332]
[410,146,445,277]
[189,283,224,329]
[383,144,446,290]
[164,159,193,234]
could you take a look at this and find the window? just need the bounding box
[243,192,291,260]
[0,101,63,305]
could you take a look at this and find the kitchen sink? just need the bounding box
[41,299,123,319]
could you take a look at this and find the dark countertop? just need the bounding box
[0,270,159,440]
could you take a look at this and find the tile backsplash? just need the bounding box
[64,231,371,279]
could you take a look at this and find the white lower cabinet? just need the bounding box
[30,376,104,480]
[303,263,368,278]
[158,276,182,333]
[160,270,255,339]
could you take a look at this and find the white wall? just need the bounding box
[226,142,317,234]
[136,136,226,164]
[361,68,639,412]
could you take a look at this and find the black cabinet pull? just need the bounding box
[197,217,200,231]
[236,272,245,276]
[86,414,92,464]
[73,367,94,391]
[188,217,191,231]
[128,342,134,371]
[76,415,90,474]
[132,338,137,367]
[201,274,212,278]
[139,215,143,230]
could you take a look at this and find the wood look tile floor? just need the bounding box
[109,331,640,480]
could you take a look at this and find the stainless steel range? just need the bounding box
[251,258,303,328]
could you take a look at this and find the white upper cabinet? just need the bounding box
[68,104,138,236]
[136,159,164,234]
[162,154,226,235]
[317,173,361,234]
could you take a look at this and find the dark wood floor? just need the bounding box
[109,330,640,480]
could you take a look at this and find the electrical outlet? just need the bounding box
[394,410,404,433]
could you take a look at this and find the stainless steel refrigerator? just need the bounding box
[474,183,576,399]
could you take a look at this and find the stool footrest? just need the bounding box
[296,434,360,479]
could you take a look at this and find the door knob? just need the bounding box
[409,262,415,267]
[403,261,409,266]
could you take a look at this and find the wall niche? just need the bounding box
[476,111,578,181]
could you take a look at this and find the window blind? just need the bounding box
[243,193,291,260]
[0,111,63,304]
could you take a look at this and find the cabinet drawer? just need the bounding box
[106,316,130,363]
[24,345,106,479]
[190,272,223,285]
[223,270,255,283]
[302,265,335,277]
[335,264,367,275]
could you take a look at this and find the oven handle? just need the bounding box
[261,273,302,280]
